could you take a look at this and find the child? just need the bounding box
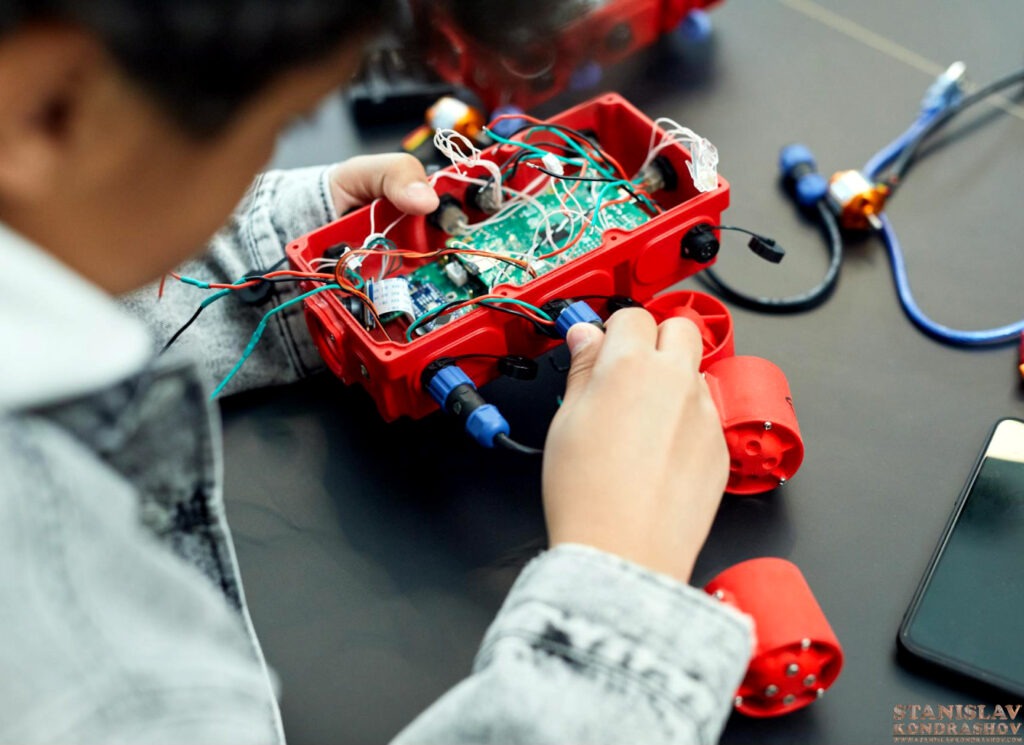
[0,1,753,742]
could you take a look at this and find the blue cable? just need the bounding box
[210,284,339,399]
[862,114,935,184]
[863,62,1024,347]
[878,214,1024,346]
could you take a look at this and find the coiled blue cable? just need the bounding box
[864,63,1024,347]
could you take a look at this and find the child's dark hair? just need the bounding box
[0,1,397,137]
[0,1,574,138]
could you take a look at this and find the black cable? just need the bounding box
[884,65,1024,188]
[494,432,543,455]
[695,202,843,313]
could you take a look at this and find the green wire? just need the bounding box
[485,126,615,179]
[210,284,339,400]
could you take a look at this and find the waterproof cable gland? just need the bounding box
[555,301,605,338]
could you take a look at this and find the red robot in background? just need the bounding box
[413,0,721,112]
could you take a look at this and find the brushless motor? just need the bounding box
[705,558,844,718]
[828,169,888,231]
[704,356,804,495]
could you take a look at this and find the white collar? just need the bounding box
[0,222,152,412]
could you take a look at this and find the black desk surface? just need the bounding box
[222,2,1024,742]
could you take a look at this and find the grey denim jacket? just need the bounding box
[0,166,753,744]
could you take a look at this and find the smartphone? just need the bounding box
[898,417,1024,696]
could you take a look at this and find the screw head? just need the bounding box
[786,663,799,676]
[804,674,817,686]
[764,684,778,697]
[713,589,725,600]
[763,421,773,430]
[801,638,812,650]
[783,694,796,706]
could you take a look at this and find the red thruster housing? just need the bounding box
[705,558,844,717]
[414,0,722,112]
[644,290,804,494]
[286,93,730,422]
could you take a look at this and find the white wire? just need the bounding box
[640,117,719,193]
[432,129,504,208]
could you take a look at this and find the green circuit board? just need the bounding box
[401,183,653,323]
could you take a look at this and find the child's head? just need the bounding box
[0,1,399,292]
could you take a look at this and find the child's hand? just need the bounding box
[542,309,729,583]
[327,154,440,216]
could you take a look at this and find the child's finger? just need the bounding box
[560,323,605,408]
[328,154,440,215]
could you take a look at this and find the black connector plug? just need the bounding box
[747,235,785,264]
[681,224,720,264]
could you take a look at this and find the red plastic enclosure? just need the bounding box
[414,0,722,112]
[643,290,804,494]
[706,357,804,494]
[705,558,844,718]
[645,289,734,369]
[286,93,731,422]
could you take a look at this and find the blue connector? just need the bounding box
[779,143,828,207]
[425,364,510,448]
[555,300,604,338]
[921,61,966,116]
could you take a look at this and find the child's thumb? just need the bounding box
[562,323,604,404]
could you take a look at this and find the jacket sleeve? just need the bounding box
[0,415,284,744]
[393,544,754,745]
[121,166,337,397]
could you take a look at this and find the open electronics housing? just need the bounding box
[286,93,730,421]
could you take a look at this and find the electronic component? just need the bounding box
[465,181,503,214]
[423,364,509,447]
[827,169,888,231]
[779,144,827,207]
[680,224,720,264]
[428,194,470,235]
[635,154,678,193]
[368,278,415,322]
[443,261,469,288]
[554,300,604,337]
[409,282,447,318]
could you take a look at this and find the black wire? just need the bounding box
[159,256,296,354]
[709,225,766,239]
[500,141,575,183]
[884,65,1024,187]
[526,163,624,184]
[160,304,205,354]
[494,432,543,456]
[695,202,843,313]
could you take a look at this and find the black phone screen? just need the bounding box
[900,418,1024,694]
